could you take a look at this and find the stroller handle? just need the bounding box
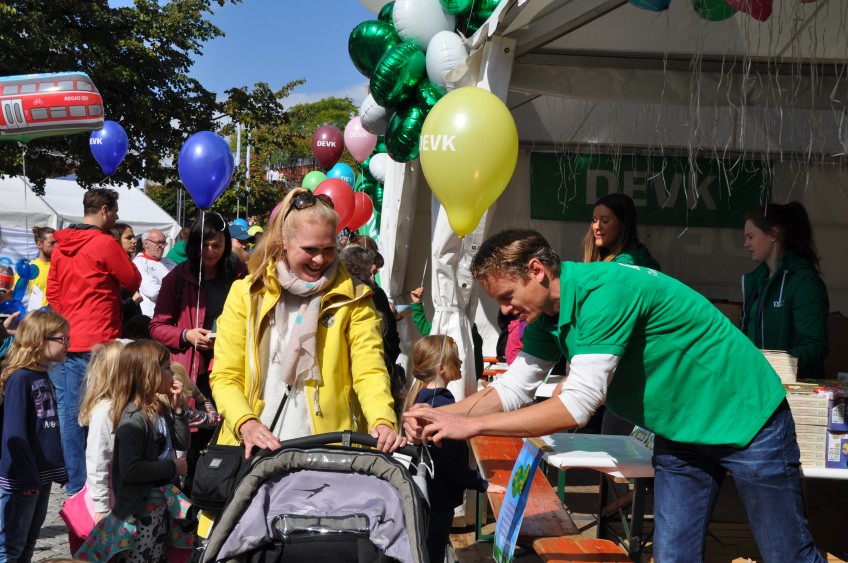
[274,431,422,464]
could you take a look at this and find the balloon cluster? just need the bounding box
[0,258,40,321]
[306,123,377,234]
[351,0,520,237]
[628,0,782,22]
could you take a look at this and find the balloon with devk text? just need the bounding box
[419,87,518,237]
[311,125,345,171]
[327,162,356,188]
[344,117,378,163]
[89,120,129,176]
[178,131,235,210]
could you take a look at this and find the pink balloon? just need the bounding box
[347,192,374,231]
[724,0,772,20]
[344,117,378,163]
[311,125,344,170]
[315,179,356,233]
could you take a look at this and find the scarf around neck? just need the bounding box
[271,258,339,393]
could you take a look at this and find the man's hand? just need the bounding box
[403,403,479,446]
[370,424,407,453]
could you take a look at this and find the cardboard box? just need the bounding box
[796,424,828,446]
[787,393,848,432]
[825,431,848,469]
[801,457,825,469]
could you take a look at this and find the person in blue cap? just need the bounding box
[228,224,253,264]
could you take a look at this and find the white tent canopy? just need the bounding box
[381,0,848,375]
[0,175,181,262]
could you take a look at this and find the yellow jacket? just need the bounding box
[209,259,397,446]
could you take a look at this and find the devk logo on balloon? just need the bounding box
[419,134,456,151]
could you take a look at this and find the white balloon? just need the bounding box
[369,152,390,183]
[358,0,392,14]
[393,0,456,52]
[360,94,392,136]
[426,31,468,88]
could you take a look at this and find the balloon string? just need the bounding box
[192,211,206,356]
[420,257,428,289]
[20,143,31,259]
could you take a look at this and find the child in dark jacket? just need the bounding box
[0,310,70,563]
[76,340,192,563]
[403,335,505,563]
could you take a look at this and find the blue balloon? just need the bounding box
[178,131,235,210]
[12,258,37,303]
[628,0,670,9]
[89,120,128,176]
[327,162,356,188]
[232,218,249,230]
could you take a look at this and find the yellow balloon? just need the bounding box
[419,86,518,236]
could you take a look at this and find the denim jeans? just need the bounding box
[49,352,90,495]
[652,401,823,563]
[0,483,52,563]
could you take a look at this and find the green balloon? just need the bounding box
[374,136,387,155]
[348,20,401,78]
[440,0,473,15]
[465,0,502,34]
[370,42,426,108]
[359,156,376,183]
[692,0,736,20]
[385,104,428,163]
[378,1,394,23]
[416,80,446,110]
[301,170,327,191]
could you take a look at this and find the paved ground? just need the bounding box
[33,483,73,562]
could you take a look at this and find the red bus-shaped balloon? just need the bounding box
[0,71,105,143]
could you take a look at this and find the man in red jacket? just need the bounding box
[47,188,141,495]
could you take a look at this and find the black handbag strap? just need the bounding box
[210,384,291,446]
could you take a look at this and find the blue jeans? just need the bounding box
[652,401,823,563]
[49,352,90,495]
[0,483,52,563]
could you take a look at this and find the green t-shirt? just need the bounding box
[522,261,785,447]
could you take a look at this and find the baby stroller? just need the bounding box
[199,431,431,563]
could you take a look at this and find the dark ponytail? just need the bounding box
[747,202,820,272]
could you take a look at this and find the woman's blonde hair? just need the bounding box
[78,341,125,425]
[110,339,170,431]
[0,311,68,404]
[157,362,191,405]
[402,335,461,414]
[248,188,339,290]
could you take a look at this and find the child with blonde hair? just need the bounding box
[160,362,219,429]
[0,310,70,562]
[76,340,192,563]
[403,335,505,563]
[78,341,126,523]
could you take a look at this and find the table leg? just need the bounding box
[628,478,646,561]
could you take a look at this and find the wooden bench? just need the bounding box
[469,435,628,561]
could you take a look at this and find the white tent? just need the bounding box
[0,175,181,262]
[380,0,848,395]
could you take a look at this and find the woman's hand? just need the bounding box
[239,419,281,459]
[184,328,214,351]
[174,457,188,477]
[370,424,407,453]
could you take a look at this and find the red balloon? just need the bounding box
[315,179,356,232]
[347,192,374,231]
[311,125,344,171]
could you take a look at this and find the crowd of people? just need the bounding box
[0,185,831,562]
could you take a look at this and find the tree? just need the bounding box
[0,0,239,192]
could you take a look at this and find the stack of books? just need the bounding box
[762,350,798,384]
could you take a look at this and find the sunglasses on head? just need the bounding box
[283,192,334,222]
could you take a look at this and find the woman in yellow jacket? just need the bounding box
[209,188,405,457]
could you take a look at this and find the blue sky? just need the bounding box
[109,0,377,107]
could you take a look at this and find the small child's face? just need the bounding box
[445,358,463,383]
[157,360,175,394]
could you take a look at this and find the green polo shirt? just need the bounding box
[523,262,785,447]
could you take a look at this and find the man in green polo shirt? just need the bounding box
[404,229,821,563]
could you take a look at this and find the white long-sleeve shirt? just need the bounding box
[132,254,176,317]
[489,351,620,427]
[85,399,115,513]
